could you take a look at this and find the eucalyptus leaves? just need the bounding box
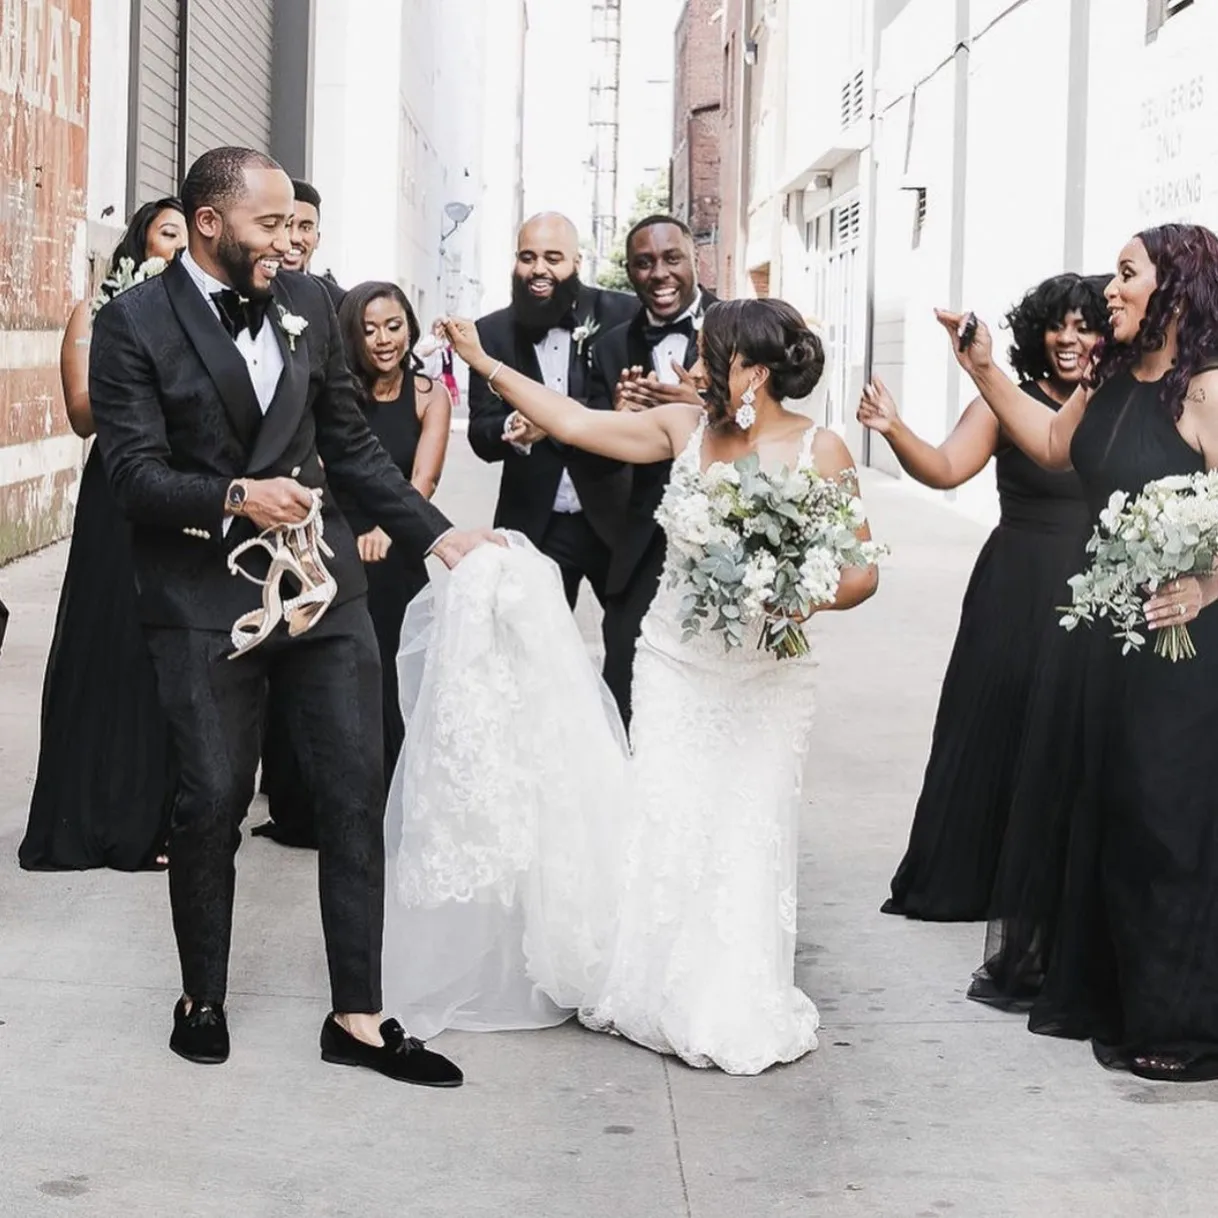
[90,255,168,317]
[656,447,885,659]
[1061,471,1218,661]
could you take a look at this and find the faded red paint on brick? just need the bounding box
[0,0,92,563]
[0,365,69,445]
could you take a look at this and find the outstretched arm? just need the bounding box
[812,428,879,613]
[442,316,687,465]
[857,375,999,490]
[934,310,1085,471]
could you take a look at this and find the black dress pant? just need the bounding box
[539,510,610,610]
[144,597,384,1012]
[601,531,666,729]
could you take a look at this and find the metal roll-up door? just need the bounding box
[132,0,180,203]
[186,0,274,164]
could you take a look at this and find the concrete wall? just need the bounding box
[0,0,92,565]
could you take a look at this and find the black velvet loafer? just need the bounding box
[320,1015,463,1087]
[249,819,318,849]
[170,998,229,1064]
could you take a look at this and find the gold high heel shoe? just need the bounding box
[282,496,337,637]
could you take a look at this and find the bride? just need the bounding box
[382,298,879,1075]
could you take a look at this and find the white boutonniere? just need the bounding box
[573,314,600,356]
[91,255,169,317]
[276,304,308,352]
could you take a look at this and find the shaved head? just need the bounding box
[517,211,580,256]
[513,211,583,330]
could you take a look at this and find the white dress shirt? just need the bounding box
[181,250,285,535]
[180,248,284,411]
[505,327,582,514]
[649,290,703,386]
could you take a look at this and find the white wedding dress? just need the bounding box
[383,419,822,1074]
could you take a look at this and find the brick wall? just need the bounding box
[670,0,722,290]
[0,0,91,565]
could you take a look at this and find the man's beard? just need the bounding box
[216,229,272,299]
[512,271,582,332]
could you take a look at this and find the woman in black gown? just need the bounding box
[258,282,452,839]
[19,200,187,871]
[859,274,1106,921]
[940,223,1218,1081]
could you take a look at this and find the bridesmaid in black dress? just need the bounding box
[940,223,1218,1081]
[859,274,1107,921]
[257,283,451,841]
[19,200,187,870]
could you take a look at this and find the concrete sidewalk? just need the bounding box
[1,443,1215,1218]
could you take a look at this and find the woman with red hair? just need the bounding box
[939,224,1218,1081]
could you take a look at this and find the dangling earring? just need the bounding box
[736,387,757,430]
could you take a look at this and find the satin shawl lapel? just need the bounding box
[162,256,262,450]
[511,320,546,385]
[245,281,310,475]
[625,307,653,373]
[567,284,597,401]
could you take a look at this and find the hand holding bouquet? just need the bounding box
[1061,471,1218,661]
[656,451,885,659]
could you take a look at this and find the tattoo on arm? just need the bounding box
[1187,386,1207,405]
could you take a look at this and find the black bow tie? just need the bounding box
[211,289,270,341]
[643,315,695,347]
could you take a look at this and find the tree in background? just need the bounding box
[597,175,672,291]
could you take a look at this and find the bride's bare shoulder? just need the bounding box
[811,426,858,477]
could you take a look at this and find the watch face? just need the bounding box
[228,484,246,507]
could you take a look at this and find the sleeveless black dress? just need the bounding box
[1026,370,1218,1079]
[261,379,430,838]
[882,383,1092,920]
[19,445,176,870]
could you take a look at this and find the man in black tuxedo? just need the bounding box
[588,215,715,725]
[89,146,494,1085]
[467,212,638,608]
[283,177,345,307]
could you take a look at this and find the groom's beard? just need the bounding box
[512,272,582,333]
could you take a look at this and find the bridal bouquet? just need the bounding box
[1060,471,1218,661]
[656,452,885,659]
[91,255,168,317]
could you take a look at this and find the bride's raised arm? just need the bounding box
[934,309,1086,471]
[440,317,690,466]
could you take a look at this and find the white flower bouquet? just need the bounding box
[656,450,885,659]
[90,255,168,316]
[1061,471,1218,661]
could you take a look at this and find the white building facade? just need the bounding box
[726,0,1218,521]
[311,0,527,325]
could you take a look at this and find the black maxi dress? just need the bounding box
[882,383,1092,920]
[261,379,429,839]
[1027,370,1218,1080]
[19,445,176,870]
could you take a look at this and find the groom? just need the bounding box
[89,146,494,1085]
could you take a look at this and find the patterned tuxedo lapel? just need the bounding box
[245,279,310,475]
[162,255,263,450]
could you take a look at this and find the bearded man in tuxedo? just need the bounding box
[89,146,496,1085]
[587,215,716,726]
[467,212,638,608]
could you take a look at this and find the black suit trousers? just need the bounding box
[145,598,384,1012]
[539,511,611,610]
[601,531,667,729]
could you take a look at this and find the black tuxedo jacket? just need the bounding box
[467,284,639,548]
[588,289,717,595]
[89,255,450,631]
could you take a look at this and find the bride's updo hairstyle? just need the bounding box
[700,298,825,424]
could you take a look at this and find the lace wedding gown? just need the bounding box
[383,419,822,1075]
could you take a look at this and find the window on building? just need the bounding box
[1147,0,1195,40]
[911,187,927,249]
